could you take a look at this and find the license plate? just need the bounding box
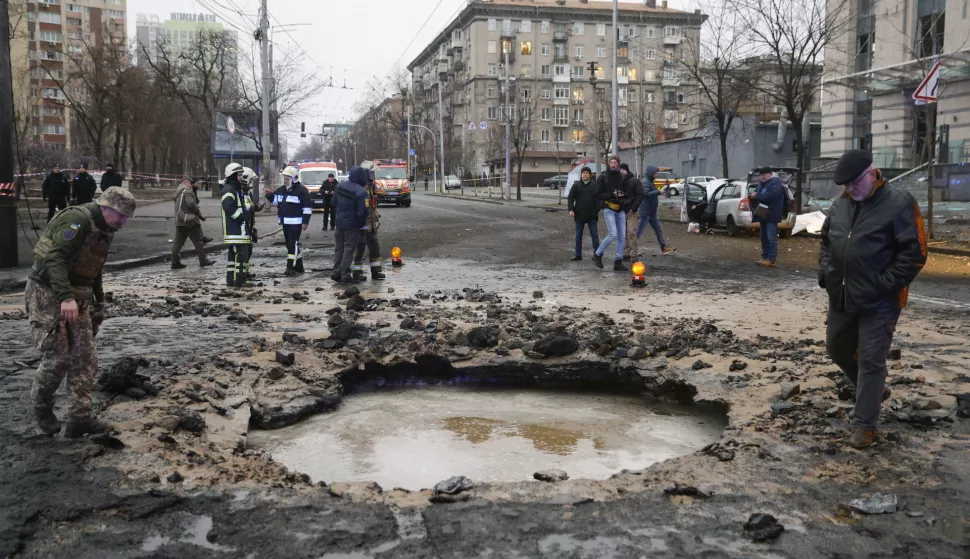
[386,192,397,196]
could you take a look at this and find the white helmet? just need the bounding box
[225,162,243,177]
[280,166,298,179]
[241,167,257,186]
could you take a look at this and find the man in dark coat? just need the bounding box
[819,149,928,449]
[748,166,786,267]
[71,165,98,205]
[330,166,369,284]
[566,166,600,261]
[42,166,70,222]
[636,165,675,255]
[100,163,124,192]
[321,173,338,231]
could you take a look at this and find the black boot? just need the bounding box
[613,259,628,271]
[171,261,186,270]
[371,267,386,280]
[592,254,604,269]
[294,260,305,273]
[64,417,112,438]
[35,408,61,435]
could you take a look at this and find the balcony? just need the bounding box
[453,59,465,72]
[572,98,585,105]
[554,53,569,62]
[663,35,682,46]
[553,30,569,42]
[449,38,464,53]
[553,97,570,105]
[661,78,681,88]
[572,119,585,126]
[501,28,515,41]
[552,74,571,83]
[437,62,449,75]
[617,75,629,85]
[553,121,569,128]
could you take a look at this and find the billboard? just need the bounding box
[211,109,278,159]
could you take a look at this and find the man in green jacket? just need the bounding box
[26,187,136,437]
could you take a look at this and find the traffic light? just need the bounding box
[300,122,306,138]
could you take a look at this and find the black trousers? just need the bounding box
[353,230,382,276]
[226,244,252,286]
[283,225,304,270]
[322,200,334,229]
[47,197,67,222]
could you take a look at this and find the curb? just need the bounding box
[927,246,970,257]
[427,193,505,205]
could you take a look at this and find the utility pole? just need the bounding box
[406,101,411,179]
[259,0,272,187]
[588,60,600,174]
[437,80,445,194]
[611,0,619,157]
[503,42,511,200]
[0,0,19,268]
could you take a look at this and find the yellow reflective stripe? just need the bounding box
[221,192,235,202]
[231,208,243,219]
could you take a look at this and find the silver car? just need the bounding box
[684,174,797,237]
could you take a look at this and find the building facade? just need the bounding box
[135,12,238,69]
[9,0,128,151]
[822,0,970,170]
[407,0,705,183]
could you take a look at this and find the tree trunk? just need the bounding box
[113,127,122,168]
[792,115,804,214]
[719,124,730,178]
[120,132,128,173]
[515,156,524,200]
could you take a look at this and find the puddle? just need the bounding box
[248,386,725,490]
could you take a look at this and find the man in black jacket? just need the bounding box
[819,149,928,449]
[321,173,338,231]
[567,166,600,261]
[100,163,123,192]
[266,166,313,275]
[619,163,644,261]
[43,166,70,222]
[72,165,98,204]
[592,156,635,271]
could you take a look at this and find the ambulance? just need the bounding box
[297,161,339,212]
[371,159,412,208]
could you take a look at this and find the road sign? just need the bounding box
[468,122,476,131]
[338,159,343,163]
[913,61,942,102]
[408,149,416,156]
[226,116,236,134]
[479,121,488,130]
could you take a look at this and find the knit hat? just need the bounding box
[833,149,874,185]
[581,166,592,174]
[619,163,631,173]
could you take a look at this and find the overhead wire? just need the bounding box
[387,0,451,75]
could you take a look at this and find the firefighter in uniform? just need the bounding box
[221,163,253,287]
[240,167,262,279]
[266,166,312,275]
[27,187,136,437]
[352,161,386,281]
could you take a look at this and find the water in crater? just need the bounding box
[247,386,726,491]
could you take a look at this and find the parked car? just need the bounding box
[683,170,797,237]
[444,175,461,190]
[686,176,718,187]
[543,174,568,189]
[653,169,684,196]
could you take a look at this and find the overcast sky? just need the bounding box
[127,0,688,146]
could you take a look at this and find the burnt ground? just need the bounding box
[1,191,969,559]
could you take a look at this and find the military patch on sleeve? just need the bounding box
[62,224,80,240]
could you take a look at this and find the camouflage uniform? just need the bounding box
[352,163,384,280]
[26,188,135,435]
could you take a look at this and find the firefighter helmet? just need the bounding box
[225,162,243,177]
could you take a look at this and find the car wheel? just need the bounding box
[726,216,739,237]
[669,187,680,197]
[405,202,411,208]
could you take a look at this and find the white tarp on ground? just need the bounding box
[793,211,827,236]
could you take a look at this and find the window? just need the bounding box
[67,17,81,26]
[617,66,629,78]
[574,45,584,58]
[618,43,629,58]
[573,88,584,101]
[44,106,62,117]
[500,104,516,120]
[556,129,565,142]
[66,3,81,11]
[646,92,655,102]
[573,22,584,35]
[488,40,497,54]
[555,44,566,58]
[44,125,66,135]
[598,109,607,122]
[554,84,569,99]
[487,85,497,98]
[541,129,550,142]
[665,90,677,103]
[521,20,531,33]
[597,23,606,37]
[39,12,62,23]
[520,85,532,99]
[677,91,686,103]
[519,107,531,121]
[680,113,688,124]
[645,49,656,60]
[488,19,497,31]
[521,64,533,77]
[108,9,124,18]
[521,41,532,55]
[645,70,656,81]
[541,20,550,33]
[554,63,568,76]
[664,26,681,37]
[488,63,497,76]
[541,88,551,100]
[39,31,63,43]
[68,45,82,54]
[541,108,551,120]
[67,30,81,40]
[629,68,638,81]
[573,130,585,143]
[573,109,584,122]
[555,106,568,126]
[503,19,512,35]
[487,106,498,119]
[541,64,551,77]
[646,26,656,38]
[572,65,585,78]
[541,43,550,55]
[595,46,606,58]
[42,88,64,99]
[618,87,628,105]
[594,66,605,80]
[28,31,34,40]
[626,25,637,38]
[42,51,64,61]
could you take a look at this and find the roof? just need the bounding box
[482,0,691,13]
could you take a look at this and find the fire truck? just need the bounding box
[296,161,339,212]
[371,159,411,208]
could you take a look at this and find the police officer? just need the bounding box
[221,163,253,287]
[43,166,70,222]
[71,164,98,205]
[266,166,312,276]
[819,149,928,449]
[27,187,136,437]
[352,161,386,281]
[321,173,338,231]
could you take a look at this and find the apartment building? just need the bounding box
[9,0,127,151]
[407,0,705,181]
[822,0,970,170]
[135,12,238,70]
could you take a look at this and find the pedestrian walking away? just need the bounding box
[637,165,675,255]
[567,166,600,261]
[352,161,386,281]
[619,163,644,261]
[100,163,124,191]
[819,149,928,449]
[267,166,313,276]
[220,163,254,287]
[43,166,70,222]
[71,165,98,205]
[171,178,215,269]
[592,156,635,271]
[26,187,136,438]
[749,166,786,267]
[331,166,369,284]
[321,173,338,231]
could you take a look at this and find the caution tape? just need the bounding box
[0,183,16,197]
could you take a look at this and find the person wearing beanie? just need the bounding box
[748,165,785,266]
[819,149,928,449]
[567,166,600,261]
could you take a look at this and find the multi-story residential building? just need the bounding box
[822,0,970,171]
[407,0,705,184]
[135,12,238,70]
[10,0,127,151]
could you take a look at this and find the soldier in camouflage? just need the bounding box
[26,187,136,437]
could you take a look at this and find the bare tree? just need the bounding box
[292,135,326,161]
[507,75,542,200]
[583,84,615,171]
[733,0,850,210]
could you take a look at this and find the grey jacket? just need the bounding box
[174,184,204,226]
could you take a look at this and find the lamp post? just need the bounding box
[611,0,619,157]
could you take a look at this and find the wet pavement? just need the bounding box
[1,192,969,558]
